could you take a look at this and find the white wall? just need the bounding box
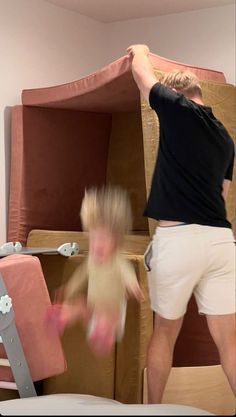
[0,0,106,244]
[105,4,235,85]
[0,1,235,244]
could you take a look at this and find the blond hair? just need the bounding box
[160,70,202,98]
[80,186,132,238]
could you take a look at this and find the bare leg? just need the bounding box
[147,313,184,403]
[206,313,236,395]
[87,310,120,356]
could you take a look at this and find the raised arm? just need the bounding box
[127,44,158,102]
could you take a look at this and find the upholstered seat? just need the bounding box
[0,254,66,401]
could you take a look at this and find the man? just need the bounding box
[127,44,235,403]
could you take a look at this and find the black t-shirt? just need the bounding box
[144,82,235,228]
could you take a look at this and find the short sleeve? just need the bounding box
[149,82,183,118]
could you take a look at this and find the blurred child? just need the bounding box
[48,186,144,355]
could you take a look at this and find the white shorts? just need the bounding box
[144,224,236,319]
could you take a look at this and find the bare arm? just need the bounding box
[127,44,158,102]
[222,179,231,201]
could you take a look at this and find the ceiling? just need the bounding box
[45,0,234,23]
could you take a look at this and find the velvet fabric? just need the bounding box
[8,107,111,244]
[21,54,225,112]
[0,254,66,396]
[8,54,226,244]
[5,53,235,404]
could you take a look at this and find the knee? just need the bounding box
[153,316,183,344]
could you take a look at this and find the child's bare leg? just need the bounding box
[87,311,120,355]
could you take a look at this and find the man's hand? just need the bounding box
[126,281,145,302]
[127,44,150,57]
[126,43,156,102]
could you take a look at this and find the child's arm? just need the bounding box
[46,260,89,334]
